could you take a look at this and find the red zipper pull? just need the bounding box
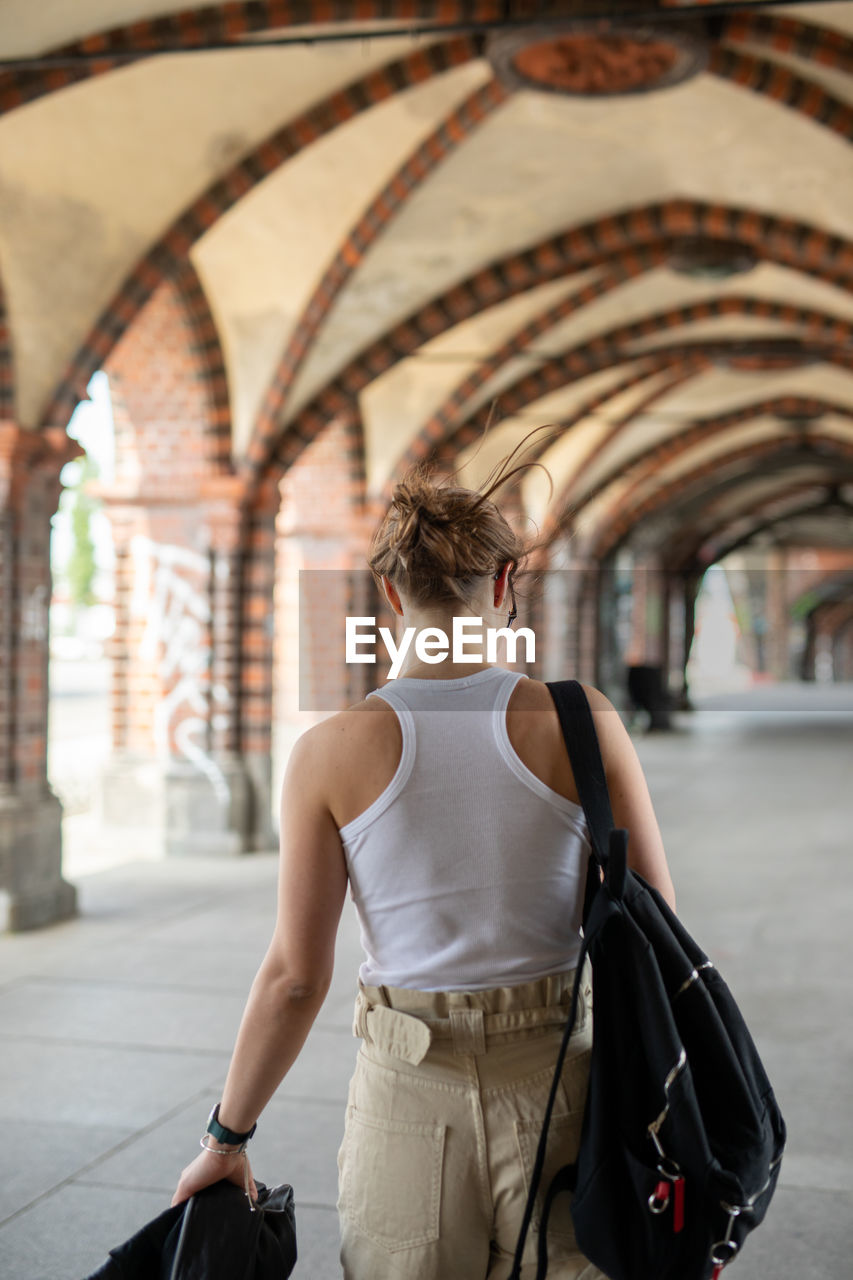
[672,1176,685,1234]
[649,1180,670,1214]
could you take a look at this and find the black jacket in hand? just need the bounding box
[82,1181,296,1280]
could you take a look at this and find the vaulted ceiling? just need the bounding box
[1,0,852,569]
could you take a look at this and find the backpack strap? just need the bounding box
[545,679,614,865]
[508,682,623,1279]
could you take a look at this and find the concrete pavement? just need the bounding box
[1,683,852,1279]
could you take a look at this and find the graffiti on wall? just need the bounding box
[131,537,231,805]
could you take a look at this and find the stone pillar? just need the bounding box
[625,550,671,729]
[576,562,601,686]
[242,477,279,848]
[672,571,700,709]
[540,537,573,682]
[0,424,79,929]
[99,478,259,856]
[765,548,791,680]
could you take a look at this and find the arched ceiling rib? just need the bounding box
[1,0,852,577]
[30,35,478,430]
[692,493,853,567]
[276,65,853,431]
[586,434,853,561]
[241,67,507,464]
[261,197,853,490]
[433,296,853,454]
[554,395,853,530]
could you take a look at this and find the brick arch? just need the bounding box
[429,296,853,466]
[551,394,853,539]
[406,302,853,493]
[245,70,509,474]
[103,273,234,486]
[508,357,710,541]
[40,36,479,429]
[4,3,850,120]
[0,2,515,118]
[719,11,853,69]
[383,243,675,497]
[708,47,853,144]
[172,258,232,470]
[269,198,853,495]
[695,491,853,570]
[792,567,853,616]
[589,433,853,561]
[398,340,853,533]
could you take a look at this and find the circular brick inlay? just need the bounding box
[488,22,707,96]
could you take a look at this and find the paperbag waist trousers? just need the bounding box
[337,965,605,1280]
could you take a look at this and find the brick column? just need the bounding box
[241,476,279,849]
[99,479,259,856]
[269,416,375,802]
[0,424,79,929]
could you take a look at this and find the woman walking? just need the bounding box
[172,459,676,1277]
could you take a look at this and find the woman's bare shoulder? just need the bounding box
[288,698,401,794]
[509,677,615,713]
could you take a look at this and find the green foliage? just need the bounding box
[66,454,99,610]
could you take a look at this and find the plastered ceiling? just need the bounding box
[2,0,853,567]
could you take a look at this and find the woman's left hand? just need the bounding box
[171,1146,258,1208]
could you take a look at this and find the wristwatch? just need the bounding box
[206,1103,257,1146]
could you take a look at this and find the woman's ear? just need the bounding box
[381,575,405,617]
[493,563,510,608]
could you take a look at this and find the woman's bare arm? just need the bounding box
[583,684,677,911]
[172,722,348,1205]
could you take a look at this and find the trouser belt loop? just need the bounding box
[353,992,433,1065]
[449,1008,486,1056]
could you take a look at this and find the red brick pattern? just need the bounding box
[719,11,853,71]
[280,199,853,489]
[241,476,279,760]
[42,37,480,429]
[246,73,509,475]
[429,295,853,461]
[709,45,853,140]
[173,260,232,469]
[539,360,706,538]
[3,3,848,119]
[0,425,81,790]
[101,278,236,758]
[0,3,506,116]
[104,278,224,493]
[382,244,672,500]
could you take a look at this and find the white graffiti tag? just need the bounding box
[132,537,231,805]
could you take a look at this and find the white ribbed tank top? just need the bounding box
[338,665,590,991]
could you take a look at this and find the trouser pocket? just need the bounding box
[338,1105,446,1252]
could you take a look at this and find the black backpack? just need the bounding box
[510,680,786,1280]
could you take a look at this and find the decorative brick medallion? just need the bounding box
[488,21,708,96]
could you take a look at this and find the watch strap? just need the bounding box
[206,1103,256,1145]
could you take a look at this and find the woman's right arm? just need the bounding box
[582,684,677,912]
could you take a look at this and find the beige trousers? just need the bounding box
[337,966,605,1279]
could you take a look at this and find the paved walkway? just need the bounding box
[1,684,851,1279]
